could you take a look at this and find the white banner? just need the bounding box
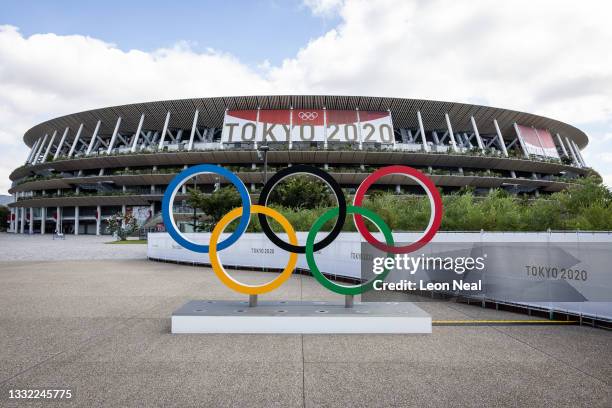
[221,109,394,145]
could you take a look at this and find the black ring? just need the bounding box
[258,164,346,254]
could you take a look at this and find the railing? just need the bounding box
[19,140,583,167]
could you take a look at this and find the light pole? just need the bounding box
[259,145,270,183]
[250,145,270,308]
[192,176,197,232]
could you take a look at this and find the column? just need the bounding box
[565,137,580,166]
[86,120,101,155]
[29,207,34,234]
[158,111,171,150]
[96,205,101,236]
[74,206,79,235]
[470,116,485,153]
[32,134,48,164]
[187,110,198,151]
[106,117,122,154]
[555,133,569,158]
[20,207,25,233]
[41,207,46,234]
[9,208,15,233]
[512,123,530,159]
[444,113,458,152]
[571,140,587,167]
[41,131,57,163]
[493,119,509,157]
[56,206,60,234]
[25,138,41,164]
[68,123,84,157]
[417,111,429,152]
[53,127,69,160]
[12,195,17,233]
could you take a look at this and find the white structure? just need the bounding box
[7,96,591,235]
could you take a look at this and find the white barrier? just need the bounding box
[148,231,612,320]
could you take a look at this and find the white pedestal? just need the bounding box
[171,300,431,334]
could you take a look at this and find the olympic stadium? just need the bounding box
[6,95,592,235]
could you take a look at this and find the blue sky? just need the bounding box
[0,0,611,195]
[0,0,338,66]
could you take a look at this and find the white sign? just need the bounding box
[221,109,394,145]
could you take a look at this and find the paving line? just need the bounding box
[433,319,577,326]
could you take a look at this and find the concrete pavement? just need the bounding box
[0,256,610,407]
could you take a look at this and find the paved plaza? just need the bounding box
[0,234,146,262]
[0,233,610,407]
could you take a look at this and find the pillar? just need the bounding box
[470,116,485,153]
[444,113,458,152]
[56,206,60,234]
[513,123,531,159]
[555,133,569,158]
[493,119,509,157]
[96,205,101,236]
[74,206,79,235]
[417,111,429,152]
[12,195,17,233]
[29,207,34,234]
[20,207,25,233]
[41,207,46,234]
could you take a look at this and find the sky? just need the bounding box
[1,0,611,195]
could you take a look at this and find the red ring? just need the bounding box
[353,165,443,254]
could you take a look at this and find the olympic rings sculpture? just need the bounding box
[162,164,443,296]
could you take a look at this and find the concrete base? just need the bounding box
[171,300,432,334]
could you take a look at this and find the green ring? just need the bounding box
[305,205,395,295]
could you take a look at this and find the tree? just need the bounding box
[0,206,9,232]
[269,175,334,209]
[106,212,137,240]
[187,186,242,231]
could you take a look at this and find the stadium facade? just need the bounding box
[7,95,591,235]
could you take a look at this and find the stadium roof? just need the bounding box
[23,96,589,149]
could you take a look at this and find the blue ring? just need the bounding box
[161,164,251,253]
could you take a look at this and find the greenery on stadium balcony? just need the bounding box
[187,175,612,232]
[11,163,582,191]
[15,142,580,175]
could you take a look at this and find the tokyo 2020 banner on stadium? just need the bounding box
[221,109,395,144]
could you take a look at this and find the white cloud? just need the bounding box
[303,0,345,17]
[595,152,612,164]
[2,0,612,195]
[291,0,612,124]
[0,25,272,194]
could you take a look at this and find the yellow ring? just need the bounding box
[209,204,298,295]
